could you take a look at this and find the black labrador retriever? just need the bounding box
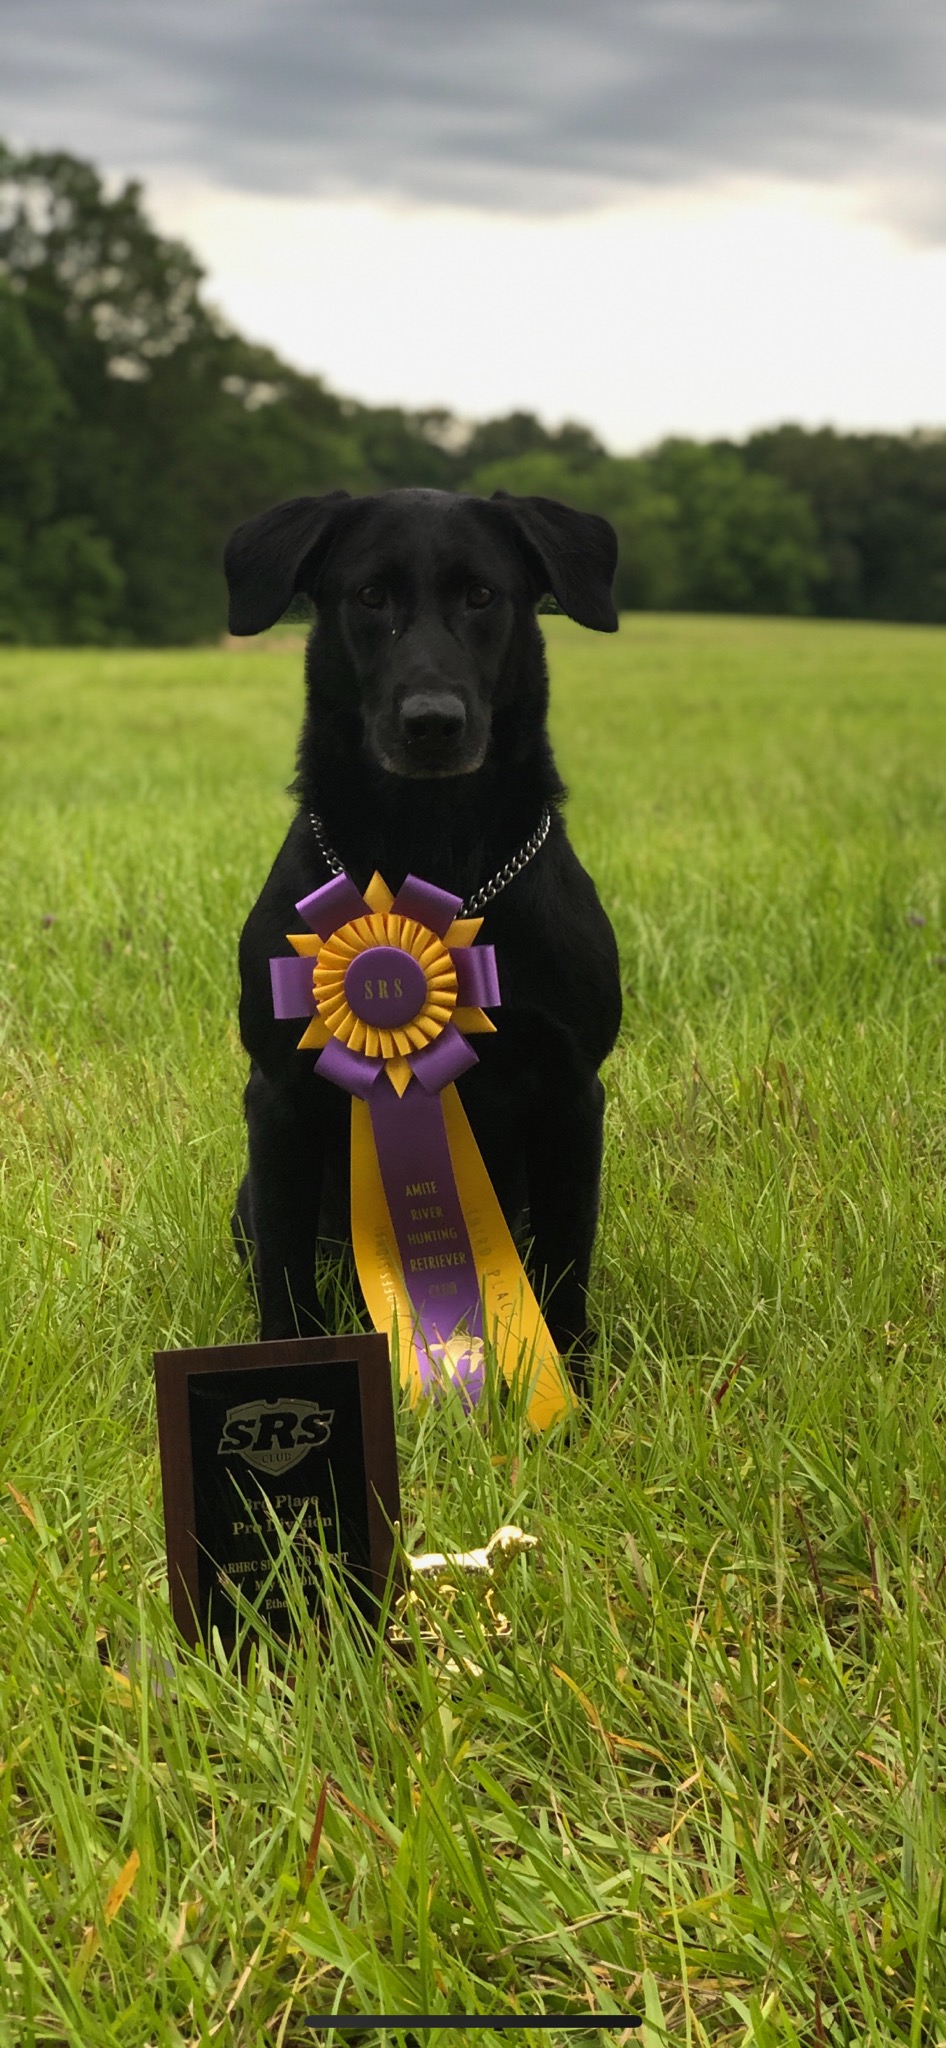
[225,487,622,1385]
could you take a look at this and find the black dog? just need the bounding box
[225,487,622,1384]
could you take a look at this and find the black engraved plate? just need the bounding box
[188,1361,370,1638]
[154,1335,400,1655]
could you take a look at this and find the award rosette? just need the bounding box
[270,867,575,1429]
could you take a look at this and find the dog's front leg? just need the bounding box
[240,1065,327,1339]
[525,1067,606,1381]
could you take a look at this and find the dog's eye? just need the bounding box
[467,584,494,609]
[357,584,386,609]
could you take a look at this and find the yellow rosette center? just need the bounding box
[313,912,457,1073]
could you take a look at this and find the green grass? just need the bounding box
[3,612,946,2045]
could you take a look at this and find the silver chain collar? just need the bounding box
[307,804,552,917]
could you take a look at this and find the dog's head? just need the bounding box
[224,487,618,780]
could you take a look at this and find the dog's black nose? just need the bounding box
[400,691,467,750]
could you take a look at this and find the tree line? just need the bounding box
[2,144,945,644]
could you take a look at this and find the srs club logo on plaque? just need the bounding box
[216,1398,335,1475]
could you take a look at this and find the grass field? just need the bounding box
[3,612,946,2046]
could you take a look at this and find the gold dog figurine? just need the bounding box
[389,1525,538,1656]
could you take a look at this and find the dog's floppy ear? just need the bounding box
[490,491,619,632]
[224,490,354,635]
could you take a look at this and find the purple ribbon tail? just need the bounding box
[316,1037,384,1099]
[389,874,463,937]
[270,955,317,1018]
[296,873,370,938]
[452,945,500,1008]
[410,1023,479,1093]
[369,1076,485,1404]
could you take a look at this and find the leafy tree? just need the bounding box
[0,281,122,641]
[745,426,946,623]
[341,405,459,491]
[0,146,213,376]
[465,448,681,611]
[648,440,824,615]
[462,410,605,475]
[0,147,375,640]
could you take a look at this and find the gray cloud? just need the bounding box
[2,0,945,231]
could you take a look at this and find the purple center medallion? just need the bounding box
[343,945,427,1029]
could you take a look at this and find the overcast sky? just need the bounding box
[2,0,945,448]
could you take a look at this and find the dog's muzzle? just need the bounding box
[402,689,465,750]
[394,689,481,776]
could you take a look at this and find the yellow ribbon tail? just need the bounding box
[350,1093,425,1403]
[439,1085,576,1429]
[349,1087,576,1430]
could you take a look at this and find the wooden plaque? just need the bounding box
[153,1334,400,1653]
